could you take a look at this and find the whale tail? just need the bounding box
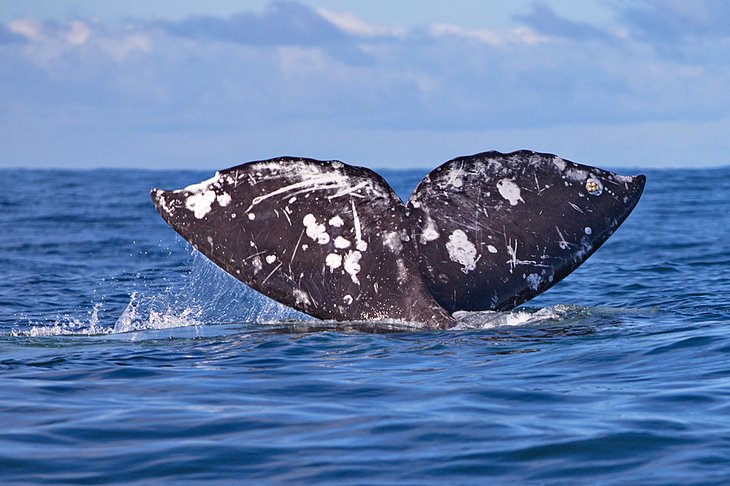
[151,151,645,328]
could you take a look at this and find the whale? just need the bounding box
[151,150,645,329]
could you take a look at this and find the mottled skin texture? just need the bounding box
[152,157,454,328]
[408,151,646,313]
[151,151,645,329]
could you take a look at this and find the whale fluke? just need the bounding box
[151,151,645,329]
[408,150,646,313]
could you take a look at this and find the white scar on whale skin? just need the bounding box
[179,172,224,219]
[350,200,367,252]
[185,190,217,219]
[334,236,351,249]
[325,253,342,271]
[383,231,403,253]
[343,250,362,284]
[303,214,330,245]
[446,229,479,274]
[497,179,524,206]
[293,288,311,307]
[243,162,376,213]
[419,215,440,244]
[526,273,542,291]
[217,192,231,207]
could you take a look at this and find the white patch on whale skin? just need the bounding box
[185,190,217,219]
[251,256,263,275]
[526,273,542,291]
[585,227,592,235]
[350,201,368,252]
[487,245,498,254]
[497,179,524,206]
[217,192,231,207]
[446,230,481,273]
[153,190,172,215]
[396,259,408,283]
[325,253,342,271]
[383,231,403,253]
[565,168,588,182]
[444,165,464,189]
[419,216,440,244]
[183,172,221,193]
[248,213,255,220]
[293,288,311,307]
[334,236,351,249]
[266,255,276,264]
[446,229,479,274]
[343,294,353,305]
[303,213,330,245]
[329,215,344,227]
[552,157,566,172]
[343,250,362,284]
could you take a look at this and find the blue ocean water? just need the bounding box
[1,165,729,484]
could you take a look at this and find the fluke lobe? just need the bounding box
[151,150,645,329]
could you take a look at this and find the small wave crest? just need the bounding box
[452,304,613,330]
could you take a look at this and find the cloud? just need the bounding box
[158,1,347,46]
[2,1,730,168]
[155,1,373,65]
[514,3,611,41]
[620,0,730,42]
[0,24,24,44]
[315,7,406,38]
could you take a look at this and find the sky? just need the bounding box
[1,0,729,170]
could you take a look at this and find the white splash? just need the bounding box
[446,229,479,274]
[497,179,524,206]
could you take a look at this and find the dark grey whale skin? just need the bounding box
[151,150,645,329]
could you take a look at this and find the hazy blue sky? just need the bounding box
[2,1,729,169]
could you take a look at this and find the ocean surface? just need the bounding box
[1,165,729,484]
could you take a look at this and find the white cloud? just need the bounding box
[2,1,730,168]
[316,7,406,38]
[8,18,43,40]
[429,23,551,47]
[66,20,91,45]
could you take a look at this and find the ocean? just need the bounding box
[1,166,729,484]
